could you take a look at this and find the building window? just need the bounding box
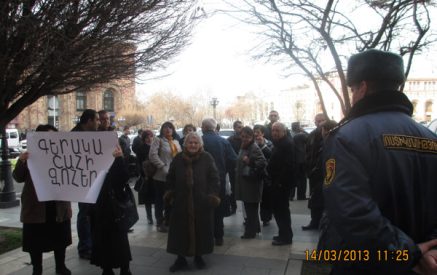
[103,89,114,111]
[425,100,433,114]
[411,100,418,117]
[76,91,87,111]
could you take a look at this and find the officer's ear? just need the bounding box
[351,81,368,106]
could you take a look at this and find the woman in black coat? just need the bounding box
[165,132,220,272]
[90,146,133,275]
[136,130,156,224]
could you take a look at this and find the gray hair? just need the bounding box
[201,118,217,131]
[183,132,204,148]
[272,122,286,132]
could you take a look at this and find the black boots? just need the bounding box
[169,256,188,272]
[194,255,206,269]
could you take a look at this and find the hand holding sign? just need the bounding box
[27,132,118,203]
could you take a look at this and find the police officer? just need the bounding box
[318,49,437,275]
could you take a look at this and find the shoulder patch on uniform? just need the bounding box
[324,159,336,186]
[382,134,437,154]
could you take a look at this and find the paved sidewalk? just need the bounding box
[0,192,320,275]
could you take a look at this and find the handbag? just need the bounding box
[134,176,144,192]
[143,160,157,179]
[110,184,139,232]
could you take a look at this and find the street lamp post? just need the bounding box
[0,127,20,208]
[210,97,219,119]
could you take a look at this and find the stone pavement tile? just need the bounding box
[290,241,318,260]
[224,239,289,260]
[243,257,286,270]
[241,266,271,275]
[285,259,303,275]
[210,266,244,275]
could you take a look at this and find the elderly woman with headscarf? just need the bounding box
[165,132,220,272]
[149,121,182,232]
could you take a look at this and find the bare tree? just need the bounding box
[0,0,202,129]
[144,92,210,129]
[223,0,436,117]
[0,0,201,206]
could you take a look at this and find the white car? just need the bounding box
[218,129,234,139]
[19,139,27,151]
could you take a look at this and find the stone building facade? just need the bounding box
[263,77,436,126]
[15,79,135,132]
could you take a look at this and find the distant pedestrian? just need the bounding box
[119,126,132,160]
[264,110,280,141]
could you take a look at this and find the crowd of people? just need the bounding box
[13,49,437,275]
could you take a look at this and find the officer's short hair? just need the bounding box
[347,49,405,89]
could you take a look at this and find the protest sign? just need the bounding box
[26,131,118,203]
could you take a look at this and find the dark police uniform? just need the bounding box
[318,50,437,275]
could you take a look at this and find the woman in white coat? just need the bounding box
[148,121,181,232]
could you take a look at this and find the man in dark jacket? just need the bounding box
[264,110,280,141]
[303,114,326,230]
[71,109,100,260]
[202,118,237,246]
[119,126,131,159]
[319,49,437,275]
[267,122,296,246]
[131,129,143,176]
[291,122,308,201]
[227,120,243,214]
[97,110,115,131]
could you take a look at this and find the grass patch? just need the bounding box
[0,227,22,255]
[10,158,18,170]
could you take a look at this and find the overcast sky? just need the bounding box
[136,1,437,105]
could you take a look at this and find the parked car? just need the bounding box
[218,129,234,139]
[8,147,21,158]
[303,126,316,134]
[19,139,27,151]
[6,128,20,149]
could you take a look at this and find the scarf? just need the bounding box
[167,137,178,157]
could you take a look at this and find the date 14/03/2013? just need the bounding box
[305,249,409,262]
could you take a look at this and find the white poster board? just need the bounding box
[26,132,118,203]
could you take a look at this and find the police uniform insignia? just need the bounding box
[324,159,336,186]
